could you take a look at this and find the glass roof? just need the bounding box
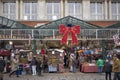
[36,16,102,29]
[0,16,33,29]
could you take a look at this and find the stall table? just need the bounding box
[82,64,98,73]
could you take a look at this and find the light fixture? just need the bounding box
[9,41,13,45]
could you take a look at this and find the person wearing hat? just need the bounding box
[112,54,120,80]
[0,57,5,80]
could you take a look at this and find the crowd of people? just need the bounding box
[0,48,120,80]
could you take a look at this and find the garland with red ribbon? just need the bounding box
[59,24,80,44]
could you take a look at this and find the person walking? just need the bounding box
[31,56,37,75]
[36,58,42,76]
[0,57,5,80]
[9,56,19,77]
[72,55,76,73]
[97,58,104,74]
[103,59,112,80]
[43,55,48,73]
[112,54,120,80]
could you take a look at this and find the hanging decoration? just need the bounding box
[59,24,80,44]
[113,33,119,46]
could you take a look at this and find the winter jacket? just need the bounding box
[0,59,5,72]
[97,59,104,67]
[112,57,120,72]
[103,62,112,72]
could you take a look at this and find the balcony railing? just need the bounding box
[0,29,119,40]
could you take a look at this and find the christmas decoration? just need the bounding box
[59,24,80,44]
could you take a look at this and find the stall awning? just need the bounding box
[0,49,11,56]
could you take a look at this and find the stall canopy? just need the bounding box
[36,16,102,29]
[0,16,33,29]
[0,49,11,56]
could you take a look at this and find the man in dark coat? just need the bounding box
[103,59,112,80]
[36,58,42,76]
[0,57,5,80]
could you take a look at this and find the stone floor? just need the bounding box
[3,72,114,80]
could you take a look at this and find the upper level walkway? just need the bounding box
[0,29,119,41]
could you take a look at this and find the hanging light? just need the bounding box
[9,41,13,45]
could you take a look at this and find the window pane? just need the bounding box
[46,0,60,20]
[97,3,102,14]
[111,2,120,20]
[10,3,16,13]
[118,3,120,14]
[3,1,16,20]
[68,3,74,13]
[46,3,52,14]
[32,3,37,14]
[90,2,104,20]
[111,3,117,14]
[24,0,37,20]
[54,3,60,14]
[112,15,117,20]
[3,3,8,13]
[90,3,95,14]
[24,3,30,14]
[75,3,80,13]
[68,1,81,18]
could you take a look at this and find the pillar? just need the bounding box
[38,0,46,20]
[101,40,106,60]
[82,0,90,20]
[109,0,111,20]
[61,0,64,17]
[16,0,19,20]
[0,0,3,16]
[64,0,68,16]
[33,40,36,54]
[20,0,23,20]
[104,0,108,20]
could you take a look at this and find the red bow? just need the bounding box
[59,24,80,44]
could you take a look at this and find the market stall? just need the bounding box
[81,63,98,73]
[0,49,11,56]
[47,49,64,73]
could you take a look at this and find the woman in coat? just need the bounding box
[112,54,120,80]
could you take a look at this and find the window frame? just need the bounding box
[23,0,38,20]
[3,0,16,20]
[46,0,61,20]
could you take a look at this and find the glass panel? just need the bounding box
[111,2,117,14]
[118,3,120,14]
[46,3,52,14]
[24,0,37,20]
[3,2,8,13]
[3,1,16,19]
[68,1,81,18]
[24,3,30,14]
[46,0,60,20]
[90,3,96,14]
[97,2,102,14]
[7,20,14,27]
[54,3,60,14]
[111,2,120,20]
